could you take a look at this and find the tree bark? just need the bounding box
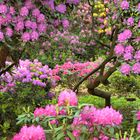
[88,88,111,107]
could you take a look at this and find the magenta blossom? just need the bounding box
[127,17,134,26]
[120,64,131,75]
[120,1,129,10]
[136,111,140,120]
[58,89,78,106]
[55,4,66,14]
[6,27,13,37]
[62,19,69,28]
[30,31,39,41]
[118,29,132,42]
[20,6,29,16]
[12,125,46,140]
[137,123,140,134]
[34,105,56,117]
[21,32,30,42]
[114,44,124,55]
[0,31,4,41]
[132,63,140,74]
[0,4,7,14]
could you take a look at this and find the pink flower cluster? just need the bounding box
[114,44,134,60]
[14,59,54,87]
[0,2,47,42]
[137,124,140,134]
[34,105,57,117]
[127,17,134,26]
[114,43,140,75]
[136,111,140,121]
[136,111,140,134]
[0,59,60,92]
[120,1,129,10]
[14,89,124,139]
[118,29,132,42]
[34,89,78,117]
[12,125,46,140]
[58,89,78,106]
[72,106,122,128]
[52,61,99,77]
[120,63,140,75]
[42,0,80,12]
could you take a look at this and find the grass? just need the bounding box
[78,95,140,109]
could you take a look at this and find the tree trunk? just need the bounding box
[88,88,111,107]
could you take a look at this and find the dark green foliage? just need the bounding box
[0,84,55,138]
[109,71,140,96]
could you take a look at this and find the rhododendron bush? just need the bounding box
[0,0,80,71]
[14,90,140,140]
[0,0,140,139]
[0,59,60,93]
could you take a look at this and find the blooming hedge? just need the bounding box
[13,89,140,140]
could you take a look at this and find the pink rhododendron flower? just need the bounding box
[34,105,56,117]
[136,111,140,120]
[55,4,66,14]
[120,64,131,75]
[118,29,132,42]
[137,123,140,134]
[123,53,132,61]
[12,125,46,140]
[58,89,78,106]
[127,17,134,26]
[0,31,4,41]
[132,63,140,74]
[62,19,69,28]
[121,1,129,10]
[114,44,124,55]
[72,130,80,137]
[25,20,32,28]
[0,4,7,14]
[15,21,24,31]
[6,27,13,37]
[38,23,47,33]
[9,6,15,15]
[125,45,134,53]
[134,51,140,62]
[31,22,37,30]
[138,3,140,11]
[32,8,40,17]
[37,14,45,22]
[21,32,30,42]
[94,107,123,126]
[20,6,29,16]
[30,31,39,41]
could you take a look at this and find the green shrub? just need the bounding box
[109,71,140,96]
[0,84,55,138]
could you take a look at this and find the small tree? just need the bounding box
[74,0,140,106]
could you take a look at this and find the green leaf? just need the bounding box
[109,127,114,135]
[54,126,63,133]
[67,131,75,140]
[56,132,65,140]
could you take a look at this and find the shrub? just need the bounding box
[14,89,140,140]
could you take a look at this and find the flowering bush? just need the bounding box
[0,0,80,70]
[14,89,140,140]
[12,125,46,140]
[0,59,60,92]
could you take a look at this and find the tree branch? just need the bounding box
[0,62,16,76]
[0,46,26,76]
[73,56,116,91]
